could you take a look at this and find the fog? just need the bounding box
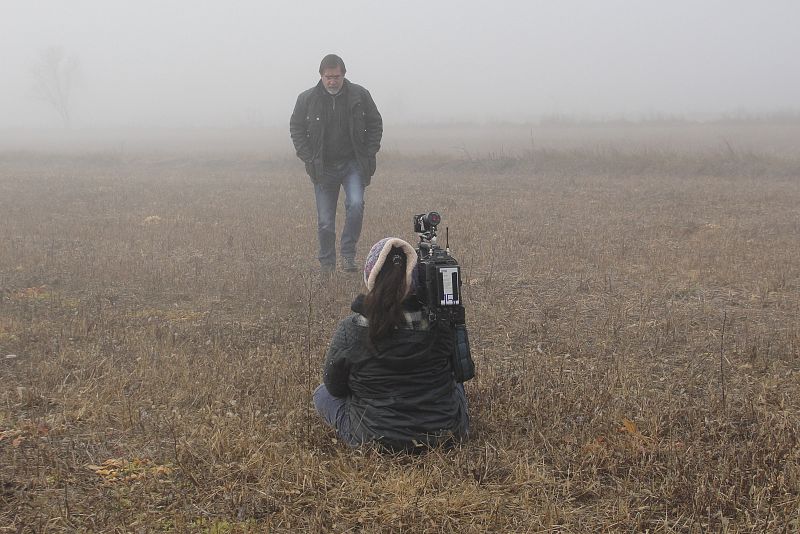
[2,1,799,134]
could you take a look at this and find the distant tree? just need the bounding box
[30,46,79,128]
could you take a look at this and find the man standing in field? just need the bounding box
[290,54,383,275]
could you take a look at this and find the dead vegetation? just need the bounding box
[1,144,799,532]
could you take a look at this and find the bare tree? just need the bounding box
[31,47,79,128]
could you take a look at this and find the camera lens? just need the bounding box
[426,212,441,227]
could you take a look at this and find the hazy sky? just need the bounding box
[2,1,799,128]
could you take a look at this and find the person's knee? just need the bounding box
[318,221,336,233]
[317,211,336,231]
[315,190,339,223]
[345,196,365,214]
[312,384,328,414]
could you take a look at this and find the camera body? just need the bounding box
[413,212,474,383]
[416,241,462,308]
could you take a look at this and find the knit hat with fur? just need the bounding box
[363,237,417,292]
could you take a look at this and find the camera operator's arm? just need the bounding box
[322,321,352,397]
[289,93,313,163]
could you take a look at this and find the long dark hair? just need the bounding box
[363,246,409,346]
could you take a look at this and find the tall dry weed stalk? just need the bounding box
[720,311,727,412]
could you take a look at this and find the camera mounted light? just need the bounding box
[413,211,441,238]
[422,211,441,227]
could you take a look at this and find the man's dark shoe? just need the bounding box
[320,264,335,281]
[341,257,358,272]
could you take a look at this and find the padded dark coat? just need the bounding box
[290,79,383,185]
[322,296,468,450]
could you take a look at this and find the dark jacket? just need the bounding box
[290,79,383,185]
[322,296,468,451]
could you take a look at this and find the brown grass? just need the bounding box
[1,143,799,532]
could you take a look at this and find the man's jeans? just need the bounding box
[313,159,365,269]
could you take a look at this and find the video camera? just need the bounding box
[413,212,475,383]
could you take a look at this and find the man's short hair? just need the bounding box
[319,54,346,74]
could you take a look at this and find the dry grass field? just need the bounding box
[1,128,799,531]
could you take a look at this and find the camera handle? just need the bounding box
[418,238,438,256]
[430,311,474,383]
[452,322,475,382]
[417,225,447,253]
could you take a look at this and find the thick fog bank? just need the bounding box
[2,119,800,157]
[2,1,798,133]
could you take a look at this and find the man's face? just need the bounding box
[321,66,344,95]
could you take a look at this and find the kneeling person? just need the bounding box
[313,237,469,451]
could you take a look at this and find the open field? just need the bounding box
[1,127,799,531]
